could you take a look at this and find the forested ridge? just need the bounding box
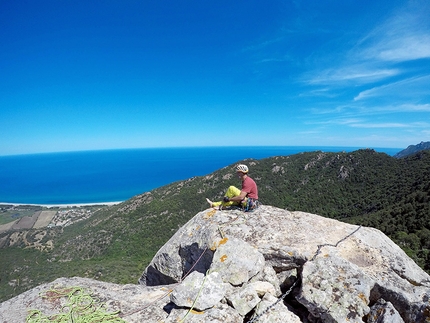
[1,148,429,302]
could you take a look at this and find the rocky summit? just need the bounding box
[1,205,429,323]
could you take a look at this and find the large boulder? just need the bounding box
[139,205,430,322]
[1,205,429,323]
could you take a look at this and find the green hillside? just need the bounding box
[1,149,429,302]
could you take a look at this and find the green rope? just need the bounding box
[26,286,127,323]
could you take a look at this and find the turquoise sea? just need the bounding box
[0,146,401,205]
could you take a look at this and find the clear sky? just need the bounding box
[1,0,429,156]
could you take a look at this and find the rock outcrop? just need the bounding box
[393,141,430,158]
[1,205,429,323]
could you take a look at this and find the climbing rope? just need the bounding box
[180,246,209,282]
[310,225,362,261]
[178,269,211,323]
[246,278,299,323]
[26,286,126,323]
[120,247,211,318]
[32,217,361,322]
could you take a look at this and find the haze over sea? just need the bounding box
[0,146,401,205]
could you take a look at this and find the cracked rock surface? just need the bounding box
[141,205,430,323]
[1,205,429,322]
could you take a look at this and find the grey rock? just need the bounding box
[139,205,430,322]
[248,281,277,297]
[276,268,298,293]
[165,302,243,322]
[225,283,260,316]
[251,293,302,323]
[297,251,373,323]
[2,205,430,323]
[170,271,226,311]
[367,298,404,323]
[210,236,265,285]
[250,265,282,297]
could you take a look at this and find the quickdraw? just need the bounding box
[243,198,261,212]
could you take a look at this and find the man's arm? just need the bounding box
[228,190,247,202]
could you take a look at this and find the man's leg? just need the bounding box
[207,186,241,207]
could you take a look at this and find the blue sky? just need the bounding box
[1,0,429,156]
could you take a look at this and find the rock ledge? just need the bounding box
[1,206,429,323]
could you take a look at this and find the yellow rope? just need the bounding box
[26,286,127,323]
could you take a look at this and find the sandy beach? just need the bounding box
[0,201,123,208]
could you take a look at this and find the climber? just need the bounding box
[206,164,259,212]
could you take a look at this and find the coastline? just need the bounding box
[0,201,123,208]
[0,146,402,207]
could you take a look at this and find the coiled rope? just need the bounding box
[26,286,127,323]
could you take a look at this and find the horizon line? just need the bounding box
[0,144,404,157]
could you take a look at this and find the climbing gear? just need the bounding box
[243,197,260,212]
[179,269,211,323]
[26,286,126,323]
[246,278,299,323]
[236,164,248,173]
[120,246,211,319]
[310,225,362,261]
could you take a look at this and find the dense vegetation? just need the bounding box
[1,148,429,302]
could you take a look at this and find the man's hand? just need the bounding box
[223,196,230,202]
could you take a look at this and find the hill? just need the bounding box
[0,148,429,302]
[2,206,429,322]
[394,141,430,158]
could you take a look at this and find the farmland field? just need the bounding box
[33,211,57,228]
[0,205,42,225]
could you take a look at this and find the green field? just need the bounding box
[0,205,43,225]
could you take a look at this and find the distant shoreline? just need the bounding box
[0,201,123,208]
[0,146,402,206]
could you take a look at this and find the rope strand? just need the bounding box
[26,286,126,323]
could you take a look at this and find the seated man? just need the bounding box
[206,164,259,212]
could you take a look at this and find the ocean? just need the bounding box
[0,146,401,205]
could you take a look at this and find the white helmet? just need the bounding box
[236,164,249,173]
